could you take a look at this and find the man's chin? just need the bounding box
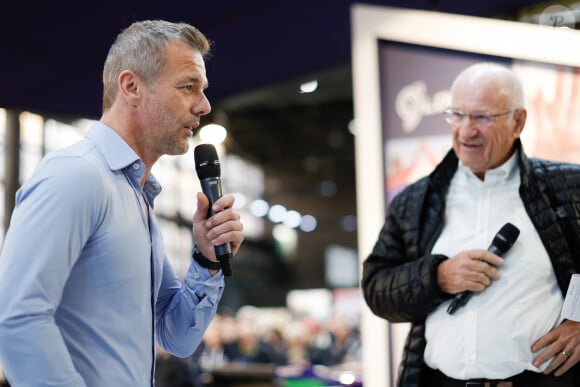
[166,142,190,156]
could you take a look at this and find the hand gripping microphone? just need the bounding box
[194,144,233,277]
[447,222,520,315]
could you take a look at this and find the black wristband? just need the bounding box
[192,247,221,270]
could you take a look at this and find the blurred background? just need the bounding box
[0,1,575,386]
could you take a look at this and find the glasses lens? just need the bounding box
[444,109,464,125]
[472,113,494,125]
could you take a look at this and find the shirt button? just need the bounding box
[133,163,140,170]
[193,272,201,279]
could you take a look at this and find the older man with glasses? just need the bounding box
[362,62,580,387]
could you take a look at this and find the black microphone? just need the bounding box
[194,144,233,277]
[447,222,520,315]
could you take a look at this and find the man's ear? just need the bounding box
[513,108,527,137]
[117,70,142,106]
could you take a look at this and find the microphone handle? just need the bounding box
[200,177,233,277]
[447,291,473,314]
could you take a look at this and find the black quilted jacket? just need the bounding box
[362,141,580,387]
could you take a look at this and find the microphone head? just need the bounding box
[194,144,221,179]
[494,222,520,251]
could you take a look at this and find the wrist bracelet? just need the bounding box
[192,247,221,270]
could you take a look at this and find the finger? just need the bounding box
[465,256,499,281]
[459,272,489,292]
[476,271,493,287]
[555,350,575,377]
[531,329,557,353]
[533,347,557,370]
[542,351,567,375]
[206,217,243,242]
[212,193,236,212]
[207,217,242,238]
[224,230,244,253]
[474,261,500,281]
[541,349,576,376]
[468,271,491,292]
[478,251,504,268]
[206,209,241,231]
[532,338,559,368]
[209,227,244,254]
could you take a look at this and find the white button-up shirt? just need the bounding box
[424,152,563,380]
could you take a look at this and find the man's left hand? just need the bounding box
[532,319,580,376]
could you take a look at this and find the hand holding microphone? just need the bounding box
[194,144,234,277]
[446,223,520,314]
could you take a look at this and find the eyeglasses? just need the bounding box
[443,108,518,126]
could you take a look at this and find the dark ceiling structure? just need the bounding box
[0,0,548,305]
[0,0,544,117]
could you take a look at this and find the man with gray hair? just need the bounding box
[0,20,244,386]
[363,62,580,386]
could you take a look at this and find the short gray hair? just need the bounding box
[102,20,211,112]
[451,62,525,108]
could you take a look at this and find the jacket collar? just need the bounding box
[429,139,529,192]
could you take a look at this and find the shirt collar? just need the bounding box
[458,150,518,183]
[86,121,162,201]
[86,121,141,171]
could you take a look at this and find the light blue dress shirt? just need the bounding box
[0,122,224,386]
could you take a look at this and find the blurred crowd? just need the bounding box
[0,306,360,387]
[155,307,361,387]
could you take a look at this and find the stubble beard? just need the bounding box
[154,110,191,156]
